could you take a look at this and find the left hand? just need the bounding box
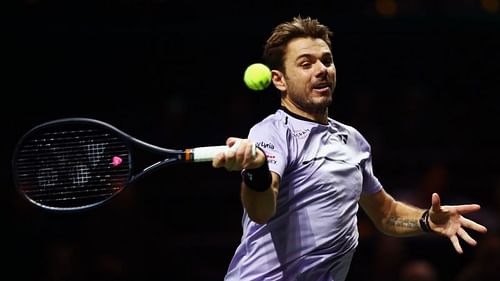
[428,193,488,254]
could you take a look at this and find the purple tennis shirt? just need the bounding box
[225,107,382,281]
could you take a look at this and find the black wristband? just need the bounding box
[419,209,432,233]
[242,148,272,192]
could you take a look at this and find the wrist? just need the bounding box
[242,147,271,192]
[419,209,432,233]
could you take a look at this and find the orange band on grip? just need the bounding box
[184,149,192,161]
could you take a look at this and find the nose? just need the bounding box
[315,61,329,77]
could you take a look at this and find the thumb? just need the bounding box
[226,137,240,147]
[431,193,441,212]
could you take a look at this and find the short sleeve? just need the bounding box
[247,121,288,178]
[352,128,382,194]
[361,150,382,194]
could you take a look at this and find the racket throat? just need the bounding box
[130,158,179,184]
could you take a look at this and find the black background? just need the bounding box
[3,1,500,280]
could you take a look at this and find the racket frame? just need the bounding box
[11,117,229,212]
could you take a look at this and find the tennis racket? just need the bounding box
[12,117,248,212]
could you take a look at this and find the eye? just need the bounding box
[322,57,333,67]
[300,61,312,69]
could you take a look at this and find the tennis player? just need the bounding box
[212,16,488,281]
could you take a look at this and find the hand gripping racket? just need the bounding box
[12,118,246,212]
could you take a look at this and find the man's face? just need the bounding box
[279,37,336,115]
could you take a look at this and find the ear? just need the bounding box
[271,70,286,92]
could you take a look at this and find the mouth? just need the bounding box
[312,82,332,93]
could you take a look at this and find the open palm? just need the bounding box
[428,193,488,254]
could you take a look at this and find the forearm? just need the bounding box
[381,201,427,236]
[361,190,429,237]
[361,189,487,254]
[241,182,278,224]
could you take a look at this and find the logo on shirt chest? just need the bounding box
[292,128,311,139]
[338,134,348,144]
[330,133,348,144]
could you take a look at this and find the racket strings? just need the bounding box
[14,127,131,208]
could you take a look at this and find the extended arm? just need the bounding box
[360,188,488,253]
[359,188,426,236]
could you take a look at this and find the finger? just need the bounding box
[224,149,237,171]
[226,137,240,147]
[250,142,256,159]
[241,145,249,168]
[230,139,242,152]
[450,204,481,214]
[431,193,441,212]
[457,227,477,247]
[460,217,488,233]
[233,141,245,163]
[450,235,464,254]
[225,138,241,159]
[242,142,254,168]
[212,153,225,168]
[224,138,239,169]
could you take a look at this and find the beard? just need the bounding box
[285,88,333,115]
[282,74,336,115]
[302,95,332,114]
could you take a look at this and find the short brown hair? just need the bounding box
[263,16,333,72]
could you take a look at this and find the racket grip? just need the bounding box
[190,140,255,162]
[190,145,230,162]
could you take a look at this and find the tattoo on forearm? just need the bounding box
[387,217,419,229]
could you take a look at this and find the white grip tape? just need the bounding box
[191,140,255,162]
[191,145,228,162]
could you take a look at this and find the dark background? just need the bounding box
[2,1,500,280]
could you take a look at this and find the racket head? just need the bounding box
[12,118,133,212]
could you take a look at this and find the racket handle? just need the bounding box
[190,145,228,162]
[189,140,255,162]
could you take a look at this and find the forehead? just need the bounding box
[285,37,331,60]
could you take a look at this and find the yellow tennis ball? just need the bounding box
[243,63,272,91]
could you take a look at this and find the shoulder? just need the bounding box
[247,110,292,151]
[330,118,372,150]
[330,118,362,137]
[250,109,289,134]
